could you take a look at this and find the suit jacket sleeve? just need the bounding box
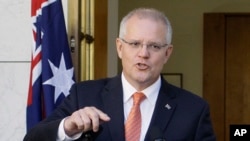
[194,103,216,141]
[23,83,82,141]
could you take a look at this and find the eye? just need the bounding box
[150,44,161,50]
[129,42,141,47]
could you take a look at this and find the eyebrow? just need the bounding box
[125,38,163,44]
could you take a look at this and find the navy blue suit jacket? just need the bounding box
[24,75,216,141]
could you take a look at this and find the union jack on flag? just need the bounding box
[26,0,75,131]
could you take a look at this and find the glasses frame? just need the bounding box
[120,38,168,52]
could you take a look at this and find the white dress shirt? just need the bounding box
[57,74,161,141]
[122,73,161,141]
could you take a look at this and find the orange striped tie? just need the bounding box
[125,92,146,141]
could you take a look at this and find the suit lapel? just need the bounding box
[101,76,126,141]
[145,78,177,140]
[101,75,178,141]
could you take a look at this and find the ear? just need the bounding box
[116,38,123,59]
[163,44,173,63]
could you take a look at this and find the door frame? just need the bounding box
[67,0,107,82]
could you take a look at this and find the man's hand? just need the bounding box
[64,106,111,137]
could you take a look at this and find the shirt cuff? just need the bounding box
[57,118,83,141]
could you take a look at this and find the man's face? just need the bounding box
[116,16,173,90]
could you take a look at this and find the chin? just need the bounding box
[134,75,151,83]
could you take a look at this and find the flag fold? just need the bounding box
[27,0,75,131]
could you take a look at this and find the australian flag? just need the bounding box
[26,0,75,131]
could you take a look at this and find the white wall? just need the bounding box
[0,1,30,140]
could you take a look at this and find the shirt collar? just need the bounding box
[122,73,161,105]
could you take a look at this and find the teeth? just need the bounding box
[137,63,148,69]
[138,63,144,66]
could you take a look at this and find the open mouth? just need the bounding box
[136,63,149,70]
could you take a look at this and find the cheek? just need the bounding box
[155,54,168,65]
[163,56,169,64]
[122,48,133,59]
[121,49,134,65]
[117,48,123,59]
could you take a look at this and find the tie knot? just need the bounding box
[133,92,146,105]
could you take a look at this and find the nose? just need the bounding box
[138,44,150,58]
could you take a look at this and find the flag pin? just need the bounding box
[165,104,171,109]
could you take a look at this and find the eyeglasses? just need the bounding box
[120,38,168,52]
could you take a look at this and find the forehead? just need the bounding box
[125,16,167,42]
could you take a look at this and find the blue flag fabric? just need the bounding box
[27,0,75,131]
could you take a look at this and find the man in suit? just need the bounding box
[24,8,216,141]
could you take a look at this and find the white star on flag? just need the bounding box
[43,53,75,102]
